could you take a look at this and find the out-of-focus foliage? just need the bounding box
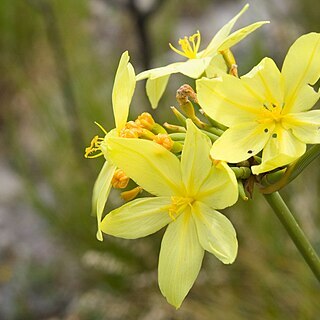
[0,0,319,319]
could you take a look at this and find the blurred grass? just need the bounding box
[1,0,319,319]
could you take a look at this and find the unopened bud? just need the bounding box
[112,169,130,189]
[153,134,174,150]
[135,112,155,130]
[120,121,143,138]
[121,186,143,202]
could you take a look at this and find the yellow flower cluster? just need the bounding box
[84,4,320,308]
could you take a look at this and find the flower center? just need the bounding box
[169,31,201,59]
[168,196,194,220]
[258,102,284,124]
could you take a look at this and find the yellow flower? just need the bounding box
[100,120,238,308]
[136,4,269,108]
[85,51,136,240]
[196,33,320,174]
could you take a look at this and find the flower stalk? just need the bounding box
[264,192,320,281]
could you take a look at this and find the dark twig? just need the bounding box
[104,0,167,69]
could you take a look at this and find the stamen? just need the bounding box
[169,31,201,59]
[84,135,104,158]
[168,196,193,220]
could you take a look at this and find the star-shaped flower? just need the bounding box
[196,33,320,174]
[85,51,136,240]
[136,4,269,108]
[100,120,238,308]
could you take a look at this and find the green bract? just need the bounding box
[101,120,239,308]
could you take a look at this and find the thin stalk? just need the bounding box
[264,192,320,281]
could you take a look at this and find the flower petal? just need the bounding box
[193,201,237,264]
[146,75,170,109]
[176,58,211,78]
[196,76,261,127]
[158,210,204,309]
[241,57,284,106]
[283,110,320,144]
[100,197,172,239]
[136,62,182,80]
[107,137,183,196]
[197,161,238,210]
[92,161,116,241]
[112,51,136,131]
[204,53,228,78]
[282,33,320,113]
[252,126,306,174]
[181,120,212,196]
[218,21,269,52]
[210,122,274,163]
[201,4,249,57]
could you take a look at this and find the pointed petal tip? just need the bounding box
[96,230,103,241]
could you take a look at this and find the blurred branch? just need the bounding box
[104,0,167,69]
[27,0,85,156]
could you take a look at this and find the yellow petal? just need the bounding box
[112,51,136,131]
[181,120,212,196]
[100,197,172,239]
[283,110,320,144]
[158,210,204,309]
[204,53,228,78]
[107,137,183,196]
[241,57,284,106]
[210,122,274,163]
[136,62,182,80]
[92,161,116,241]
[201,4,249,57]
[196,76,261,127]
[193,201,237,264]
[176,58,211,78]
[218,21,269,52]
[282,33,320,113]
[146,75,170,109]
[197,161,238,209]
[252,126,306,174]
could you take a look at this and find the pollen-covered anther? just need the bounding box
[153,134,174,150]
[135,112,155,130]
[84,135,104,158]
[120,121,143,138]
[112,169,130,189]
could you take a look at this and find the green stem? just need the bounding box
[264,192,320,281]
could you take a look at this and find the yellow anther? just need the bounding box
[121,186,143,202]
[120,121,143,138]
[84,135,104,158]
[168,196,193,220]
[153,134,174,150]
[169,31,201,59]
[112,169,130,189]
[135,112,155,130]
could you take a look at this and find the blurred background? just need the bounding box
[1,0,319,319]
